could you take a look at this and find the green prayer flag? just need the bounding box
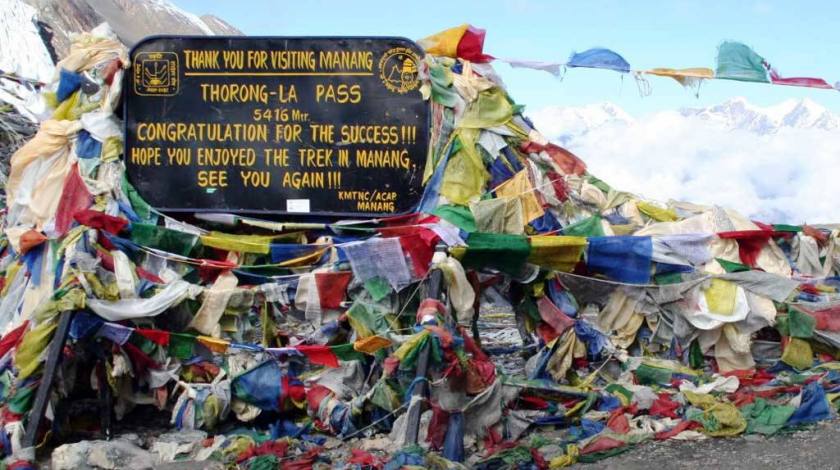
[462,232,530,274]
[429,63,459,107]
[634,363,672,385]
[715,41,769,83]
[7,383,36,415]
[346,302,390,339]
[655,272,683,285]
[247,455,280,470]
[689,339,704,370]
[716,258,751,273]
[563,215,604,238]
[330,343,366,362]
[788,307,816,338]
[741,398,796,435]
[518,296,541,324]
[587,175,612,193]
[122,175,156,224]
[776,315,790,336]
[364,276,392,302]
[432,204,476,233]
[772,224,801,233]
[169,333,196,359]
[605,383,633,403]
[131,223,198,256]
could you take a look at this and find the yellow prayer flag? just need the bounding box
[197,335,230,354]
[496,170,544,223]
[781,337,813,370]
[200,231,275,254]
[704,279,738,315]
[637,201,679,222]
[393,331,429,361]
[276,247,328,267]
[528,236,587,272]
[354,335,393,354]
[417,24,469,58]
[645,67,714,87]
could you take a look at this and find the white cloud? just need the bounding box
[530,102,840,224]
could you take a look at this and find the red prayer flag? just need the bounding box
[306,385,333,416]
[456,25,494,63]
[398,233,437,277]
[580,435,627,455]
[537,297,575,336]
[136,328,170,346]
[296,344,340,368]
[314,271,352,309]
[0,321,28,359]
[18,230,47,255]
[649,393,680,418]
[606,410,631,433]
[545,170,569,201]
[122,342,159,375]
[74,209,128,234]
[520,141,587,176]
[655,420,701,440]
[348,449,383,469]
[426,402,450,450]
[136,267,164,284]
[55,164,93,236]
[718,230,774,267]
[769,69,833,89]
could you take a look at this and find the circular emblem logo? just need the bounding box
[378,47,420,94]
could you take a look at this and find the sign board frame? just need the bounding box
[123,35,430,218]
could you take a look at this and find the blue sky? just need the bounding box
[175,0,840,115]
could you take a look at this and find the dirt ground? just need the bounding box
[573,419,840,469]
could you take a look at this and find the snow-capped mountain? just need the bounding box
[680,97,840,134]
[0,0,56,120]
[19,0,241,58]
[529,96,840,223]
[528,102,634,145]
[531,97,840,143]
[81,0,240,48]
[0,0,241,119]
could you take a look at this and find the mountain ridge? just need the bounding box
[531,97,840,143]
[20,0,242,58]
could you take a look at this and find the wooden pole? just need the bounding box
[22,310,74,448]
[404,246,445,445]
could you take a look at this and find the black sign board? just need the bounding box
[123,36,429,217]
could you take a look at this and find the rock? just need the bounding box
[323,437,343,449]
[150,429,208,445]
[149,430,207,463]
[52,438,156,470]
[119,433,142,445]
[359,435,398,452]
